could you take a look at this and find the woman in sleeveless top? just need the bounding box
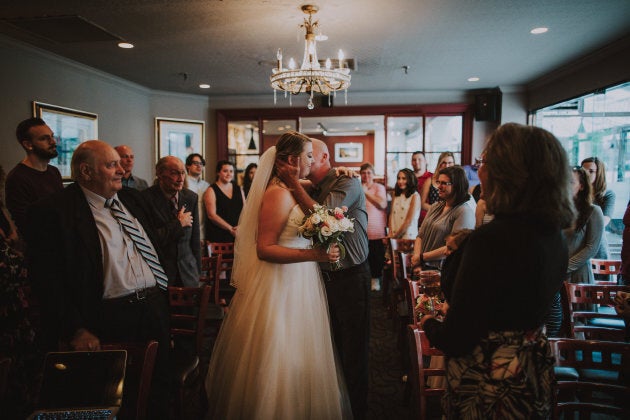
[205,132,351,419]
[389,168,420,239]
[203,160,244,243]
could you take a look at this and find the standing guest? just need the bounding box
[0,165,34,420]
[619,200,630,285]
[546,166,602,336]
[581,157,615,276]
[114,145,149,191]
[411,151,432,227]
[242,162,258,198]
[420,123,575,419]
[278,138,370,419]
[6,117,63,236]
[185,153,210,244]
[389,169,420,240]
[412,166,475,270]
[143,156,200,287]
[462,157,482,188]
[360,162,388,292]
[420,151,455,222]
[566,166,604,284]
[204,160,244,243]
[26,140,171,417]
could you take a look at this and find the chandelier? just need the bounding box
[270,5,351,109]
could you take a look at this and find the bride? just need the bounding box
[205,131,352,419]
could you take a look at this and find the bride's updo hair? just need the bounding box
[275,131,311,163]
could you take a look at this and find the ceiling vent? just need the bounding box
[2,15,123,43]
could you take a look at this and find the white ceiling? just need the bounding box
[1,0,629,99]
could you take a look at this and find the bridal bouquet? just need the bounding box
[298,204,355,270]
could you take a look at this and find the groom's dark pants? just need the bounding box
[322,260,371,420]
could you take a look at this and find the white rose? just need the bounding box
[311,213,321,224]
[320,226,333,237]
[340,218,354,231]
[329,221,340,232]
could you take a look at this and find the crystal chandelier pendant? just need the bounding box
[269,4,351,109]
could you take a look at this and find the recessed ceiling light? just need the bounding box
[117,42,134,49]
[530,27,548,35]
[199,84,211,89]
[468,77,480,82]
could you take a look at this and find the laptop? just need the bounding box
[29,350,127,420]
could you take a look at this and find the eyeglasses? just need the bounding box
[190,161,204,166]
[436,181,453,186]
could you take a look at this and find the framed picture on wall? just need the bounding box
[32,101,98,179]
[334,142,363,162]
[155,117,205,164]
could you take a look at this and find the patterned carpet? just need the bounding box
[367,290,411,419]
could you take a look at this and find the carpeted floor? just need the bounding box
[193,290,413,420]
[367,290,411,419]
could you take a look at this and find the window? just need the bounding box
[531,81,630,256]
[386,115,463,188]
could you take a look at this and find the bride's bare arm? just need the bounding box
[256,185,339,264]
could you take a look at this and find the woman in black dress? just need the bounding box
[203,160,245,243]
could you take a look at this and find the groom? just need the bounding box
[278,138,370,419]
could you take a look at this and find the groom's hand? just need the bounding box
[275,157,300,188]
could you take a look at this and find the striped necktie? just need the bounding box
[107,198,169,290]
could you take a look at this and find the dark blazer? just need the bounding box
[142,185,201,287]
[26,183,166,347]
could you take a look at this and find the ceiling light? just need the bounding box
[270,5,351,110]
[530,27,548,34]
[117,42,134,49]
[199,84,211,89]
[468,77,480,82]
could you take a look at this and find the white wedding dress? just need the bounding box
[205,203,351,419]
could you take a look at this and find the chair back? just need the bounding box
[590,259,621,277]
[168,285,211,355]
[207,241,234,257]
[550,338,630,418]
[200,255,219,284]
[560,282,628,340]
[101,340,159,420]
[407,326,445,420]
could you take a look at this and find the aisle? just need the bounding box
[367,291,410,419]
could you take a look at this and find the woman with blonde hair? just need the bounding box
[420,123,575,418]
[419,151,455,226]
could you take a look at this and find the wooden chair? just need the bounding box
[101,340,159,420]
[560,282,628,341]
[207,242,235,304]
[168,285,212,417]
[551,338,630,418]
[200,255,224,305]
[388,238,415,320]
[590,259,621,284]
[407,326,446,420]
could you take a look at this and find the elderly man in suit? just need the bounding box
[27,140,170,415]
[143,156,200,287]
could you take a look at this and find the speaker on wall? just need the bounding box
[474,88,502,122]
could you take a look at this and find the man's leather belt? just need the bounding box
[104,286,160,305]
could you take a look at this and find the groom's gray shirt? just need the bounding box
[312,169,369,271]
